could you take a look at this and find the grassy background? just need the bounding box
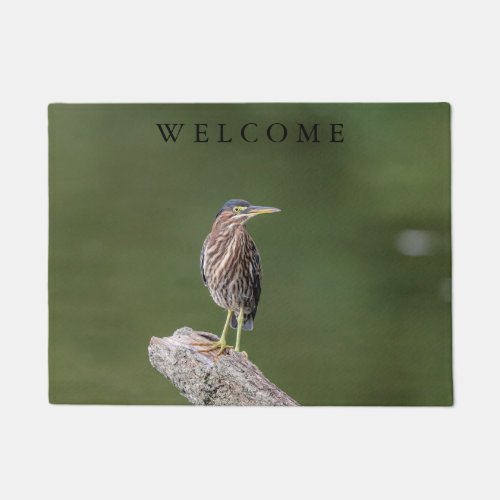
[49,103,452,405]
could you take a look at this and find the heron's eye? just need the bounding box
[233,206,243,214]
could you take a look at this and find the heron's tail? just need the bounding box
[231,312,254,331]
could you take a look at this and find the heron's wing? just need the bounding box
[250,244,262,319]
[200,235,209,286]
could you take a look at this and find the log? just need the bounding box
[148,327,298,406]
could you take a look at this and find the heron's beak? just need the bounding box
[246,205,281,217]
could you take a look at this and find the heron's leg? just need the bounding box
[194,310,234,355]
[235,308,244,352]
[220,309,232,344]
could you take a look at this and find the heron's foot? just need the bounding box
[194,339,234,357]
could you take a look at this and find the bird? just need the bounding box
[197,199,281,356]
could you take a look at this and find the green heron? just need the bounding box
[197,199,281,355]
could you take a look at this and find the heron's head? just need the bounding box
[215,199,281,225]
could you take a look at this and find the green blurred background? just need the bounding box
[49,103,452,405]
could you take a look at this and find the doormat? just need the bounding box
[48,103,452,406]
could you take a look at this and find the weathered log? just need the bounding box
[148,327,298,406]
